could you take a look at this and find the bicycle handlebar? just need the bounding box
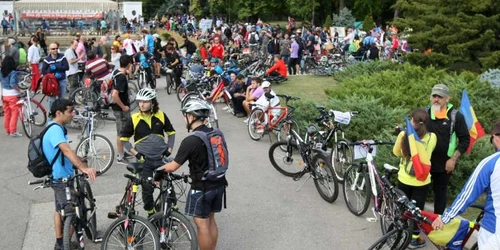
[276,94,300,102]
[28,179,47,185]
[349,140,394,146]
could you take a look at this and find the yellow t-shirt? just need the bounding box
[393,131,437,186]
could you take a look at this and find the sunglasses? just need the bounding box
[491,133,500,144]
[50,47,58,50]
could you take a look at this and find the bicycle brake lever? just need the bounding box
[33,185,45,191]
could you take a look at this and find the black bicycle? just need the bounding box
[149,167,198,250]
[29,172,99,249]
[268,119,339,203]
[101,164,160,250]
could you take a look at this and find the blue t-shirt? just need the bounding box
[139,54,150,68]
[146,34,154,53]
[42,122,73,180]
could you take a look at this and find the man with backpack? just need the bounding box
[41,43,69,110]
[159,98,228,250]
[37,98,96,249]
[426,84,470,215]
[111,55,132,164]
[294,29,306,74]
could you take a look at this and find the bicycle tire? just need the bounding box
[63,215,84,250]
[150,75,157,89]
[312,153,339,203]
[149,211,198,250]
[268,141,305,177]
[380,188,406,235]
[367,228,412,250]
[276,119,300,144]
[331,139,354,184]
[82,180,97,241]
[71,87,99,106]
[101,215,160,250]
[20,104,33,138]
[138,73,145,89]
[76,134,115,175]
[30,99,47,126]
[166,75,173,95]
[176,86,188,102]
[343,165,372,216]
[247,108,265,141]
[128,81,139,111]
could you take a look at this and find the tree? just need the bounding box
[362,15,375,31]
[393,0,500,72]
[324,14,332,28]
[332,7,356,27]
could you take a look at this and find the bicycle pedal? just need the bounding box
[107,212,118,219]
[93,237,103,243]
[292,176,302,181]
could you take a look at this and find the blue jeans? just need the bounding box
[183,53,192,65]
[48,79,67,111]
[281,55,290,65]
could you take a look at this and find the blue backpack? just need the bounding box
[191,128,229,182]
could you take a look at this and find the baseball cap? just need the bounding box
[431,84,449,97]
[153,33,160,38]
[262,81,271,88]
[290,35,296,39]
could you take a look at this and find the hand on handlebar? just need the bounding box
[81,167,97,181]
[136,152,145,163]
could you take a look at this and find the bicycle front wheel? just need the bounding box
[20,104,33,138]
[176,85,188,102]
[367,228,411,250]
[63,215,84,250]
[379,188,406,235]
[331,139,354,183]
[343,165,371,216]
[82,180,97,241]
[101,215,160,250]
[312,153,339,203]
[76,134,115,175]
[166,75,173,95]
[30,99,47,126]
[149,211,198,250]
[128,81,139,111]
[248,108,265,141]
[268,141,305,177]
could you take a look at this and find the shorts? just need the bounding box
[52,183,75,216]
[185,186,224,218]
[113,110,130,135]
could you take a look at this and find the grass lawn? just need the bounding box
[272,75,336,103]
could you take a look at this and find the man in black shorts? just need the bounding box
[160,98,227,250]
[111,55,132,164]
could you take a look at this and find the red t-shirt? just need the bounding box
[200,46,208,60]
[209,44,224,60]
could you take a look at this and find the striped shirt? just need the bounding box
[85,58,111,81]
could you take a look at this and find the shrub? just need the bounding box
[331,61,402,83]
[362,15,375,31]
[480,68,500,88]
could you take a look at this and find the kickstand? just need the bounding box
[296,174,312,192]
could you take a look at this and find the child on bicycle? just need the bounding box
[133,46,155,88]
[392,108,437,249]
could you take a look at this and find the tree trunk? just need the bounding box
[393,6,400,19]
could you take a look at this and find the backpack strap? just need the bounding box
[449,109,458,136]
[42,123,66,167]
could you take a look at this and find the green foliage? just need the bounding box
[354,0,381,20]
[362,15,375,31]
[332,7,356,27]
[161,33,171,41]
[324,14,332,28]
[331,61,402,83]
[480,68,500,88]
[392,0,500,72]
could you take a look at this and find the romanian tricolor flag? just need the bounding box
[406,116,431,181]
[460,90,486,153]
[420,211,471,249]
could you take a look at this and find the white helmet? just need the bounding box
[181,98,212,118]
[136,88,156,101]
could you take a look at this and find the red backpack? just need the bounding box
[42,73,60,97]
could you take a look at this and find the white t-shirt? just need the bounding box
[122,38,135,55]
[64,48,79,76]
[27,45,41,64]
[254,90,281,119]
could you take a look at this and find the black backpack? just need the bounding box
[191,128,229,182]
[249,33,257,44]
[27,123,65,178]
[296,37,306,53]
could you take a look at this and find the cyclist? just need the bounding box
[432,120,500,249]
[44,98,97,250]
[120,88,176,216]
[159,98,228,250]
[133,46,155,89]
[266,54,287,79]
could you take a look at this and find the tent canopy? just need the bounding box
[14,0,118,11]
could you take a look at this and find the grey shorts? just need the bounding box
[52,183,75,216]
[113,110,131,135]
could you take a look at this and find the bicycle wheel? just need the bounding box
[128,81,138,111]
[379,188,406,235]
[343,165,372,216]
[277,119,300,143]
[248,108,265,141]
[208,106,219,128]
[138,73,146,89]
[176,85,188,102]
[367,228,412,250]
[268,141,305,177]
[166,75,173,95]
[71,87,99,106]
[331,139,354,183]
[150,75,157,89]
[63,215,84,250]
[149,211,198,250]
[101,215,160,250]
[76,134,115,175]
[30,99,47,126]
[20,104,33,138]
[312,153,339,203]
[82,180,97,241]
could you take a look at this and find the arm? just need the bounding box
[9,72,21,92]
[59,56,69,71]
[163,113,176,154]
[392,131,404,157]
[267,63,279,75]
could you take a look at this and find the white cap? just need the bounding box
[153,33,160,38]
[262,81,271,88]
[7,38,16,45]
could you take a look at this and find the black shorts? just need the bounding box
[52,183,75,216]
[185,186,224,218]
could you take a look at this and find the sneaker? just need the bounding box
[243,118,249,124]
[117,157,128,165]
[408,237,426,249]
[54,243,63,250]
[10,132,22,137]
[222,106,229,111]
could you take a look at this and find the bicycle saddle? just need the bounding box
[315,105,325,110]
[126,163,144,174]
[383,164,399,173]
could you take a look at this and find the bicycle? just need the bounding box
[342,140,398,235]
[74,105,115,175]
[367,186,483,250]
[149,167,198,250]
[17,89,47,138]
[248,94,301,143]
[268,118,339,203]
[102,165,160,250]
[307,105,358,183]
[29,172,99,249]
[136,61,156,89]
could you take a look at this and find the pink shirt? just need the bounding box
[250,86,264,100]
[76,42,87,63]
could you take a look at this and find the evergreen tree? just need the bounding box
[332,7,356,27]
[393,0,500,72]
[362,15,375,31]
[324,14,332,28]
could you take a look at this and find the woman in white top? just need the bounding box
[110,45,121,71]
[1,56,23,137]
[27,36,41,92]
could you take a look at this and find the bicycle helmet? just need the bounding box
[181,98,212,118]
[136,88,156,101]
